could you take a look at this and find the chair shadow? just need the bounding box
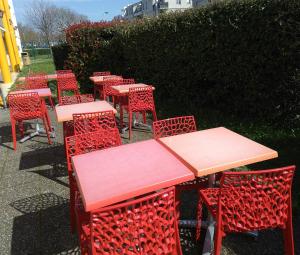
[10,193,79,255]
[19,145,69,187]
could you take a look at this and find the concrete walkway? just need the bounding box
[0,108,299,254]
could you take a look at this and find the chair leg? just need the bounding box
[93,86,97,99]
[283,203,294,255]
[143,111,147,124]
[48,96,54,109]
[129,111,132,140]
[11,119,17,150]
[120,105,124,128]
[214,226,223,255]
[196,195,203,241]
[42,116,52,145]
[45,110,52,132]
[152,108,157,121]
[18,121,24,138]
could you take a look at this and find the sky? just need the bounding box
[12,0,132,24]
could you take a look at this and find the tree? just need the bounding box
[25,0,88,47]
[18,22,42,47]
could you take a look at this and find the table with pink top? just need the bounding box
[10,88,52,97]
[111,83,155,94]
[9,88,55,142]
[18,73,74,82]
[72,139,195,211]
[89,75,122,83]
[158,127,278,255]
[55,101,117,123]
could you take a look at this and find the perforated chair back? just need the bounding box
[73,110,117,135]
[153,116,197,139]
[25,73,48,89]
[8,92,43,119]
[93,71,111,76]
[128,86,156,112]
[218,166,295,233]
[89,186,182,255]
[59,94,94,106]
[57,74,78,91]
[56,70,73,74]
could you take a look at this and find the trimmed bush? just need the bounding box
[24,48,51,57]
[63,0,300,127]
[52,44,70,70]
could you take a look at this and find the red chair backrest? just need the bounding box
[89,186,182,255]
[59,94,94,106]
[65,128,122,172]
[128,86,155,112]
[73,110,117,135]
[57,74,78,91]
[25,73,48,89]
[56,70,73,74]
[93,71,111,76]
[218,166,295,233]
[153,116,197,139]
[8,92,42,118]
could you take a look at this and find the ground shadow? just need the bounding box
[10,193,79,255]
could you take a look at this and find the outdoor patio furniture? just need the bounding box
[56,69,73,74]
[65,128,122,232]
[25,73,54,108]
[57,74,80,102]
[59,94,94,106]
[73,110,117,135]
[196,166,295,255]
[120,86,157,139]
[7,92,52,150]
[153,116,214,193]
[92,75,123,100]
[92,71,111,76]
[55,101,117,139]
[75,186,183,255]
[157,127,278,254]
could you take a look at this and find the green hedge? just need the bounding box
[24,48,51,57]
[59,0,300,127]
[52,44,70,70]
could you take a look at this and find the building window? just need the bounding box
[187,0,191,3]
[176,0,181,4]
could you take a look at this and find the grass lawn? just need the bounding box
[17,54,300,214]
[15,54,58,100]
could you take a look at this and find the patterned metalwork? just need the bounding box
[8,92,52,150]
[59,94,94,105]
[196,166,295,255]
[24,73,54,108]
[65,128,122,232]
[56,70,73,74]
[75,186,183,255]
[73,110,117,135]
[25,73,48,89]
[122,86,157,139]
[153,116,197,139]
[57,74,79,101]
[93,71,111,76]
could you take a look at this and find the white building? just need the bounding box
[8,0,22,57]
[123,0,193,20]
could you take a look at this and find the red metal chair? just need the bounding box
[75,186,182,255]
[92,71,111,76]
[196,166,296,255]
[59,94,94,106]
[25,73,54,108]
[120,86,157,140]
[8,92,52,150]
[73,110,117,135]
[56,70,73,74]
[57,74,79,102]
[65,128,122,232]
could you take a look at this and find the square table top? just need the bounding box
[9,88,52,97]
[89,75,122,83]
[112,83,155,94]
[158,127,278,177]
[72,139,195,211]
[18,74,58,82]
[55,101,117,123]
